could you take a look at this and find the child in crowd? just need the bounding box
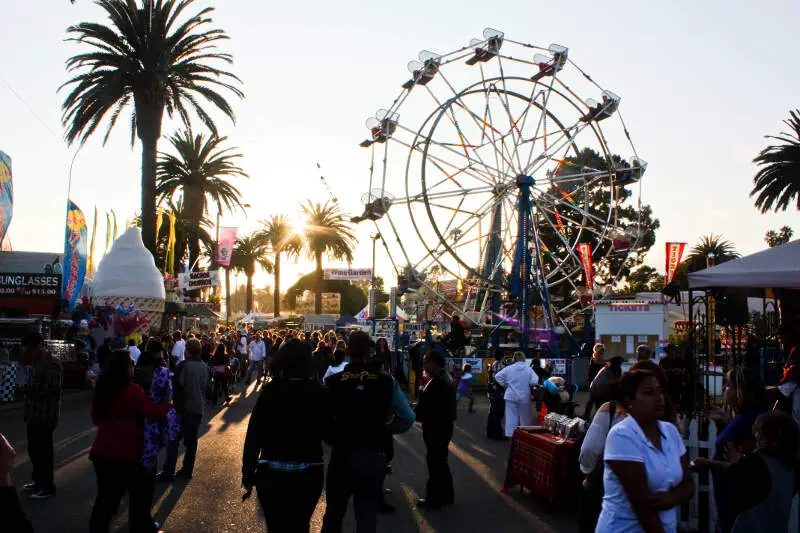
[456,363,476,413]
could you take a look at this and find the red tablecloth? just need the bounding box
[503,429,579,506]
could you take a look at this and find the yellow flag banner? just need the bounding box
[86,206,98,276]
[155,208,164,241]
[166,212,176,275]
[105,212,112,255]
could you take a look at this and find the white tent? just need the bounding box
[688,240,800,289]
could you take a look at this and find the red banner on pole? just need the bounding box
[216,227,238,267]
[665,242,687,284]
[577,243,594,289]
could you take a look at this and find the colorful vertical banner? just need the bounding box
[577,242,594,289]
[216,227,238,266]
[665,242,687,284]
[0,151,13,245]
[62,200,88,311]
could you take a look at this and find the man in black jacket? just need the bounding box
[414,350,457,509]
[321,331,394,533]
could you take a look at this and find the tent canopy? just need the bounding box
[688,240,800,290]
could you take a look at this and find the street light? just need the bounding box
[370,232,381,335]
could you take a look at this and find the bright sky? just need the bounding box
[1,0,798,295]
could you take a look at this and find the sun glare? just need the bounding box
[287,216,306,237]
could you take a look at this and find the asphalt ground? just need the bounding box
[2,382,580,533]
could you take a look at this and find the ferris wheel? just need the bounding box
[353,28,647,344]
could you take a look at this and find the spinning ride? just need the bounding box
[354,28,647,354]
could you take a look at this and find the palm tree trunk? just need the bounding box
[246,272,254,313]
[225,267,231,324]
[136,100,164,256]
[140,137,158,255]
[315,251,323,314]
[273,253,281,318]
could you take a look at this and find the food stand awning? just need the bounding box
[688,240,800,290]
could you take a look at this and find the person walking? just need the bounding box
[321,331,394,533]
[414,350,457,509]
[242,339,329,532]
[456,363,475,413]
[159,339,208,482]
[486,352,507,440]
[170,332,185,367]
[89,351,170,533]
[246,333,266,385]
[596,369,694,533]
[20,332,62,500]
[494,351,539,437]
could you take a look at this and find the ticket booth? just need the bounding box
[594,299,667,362]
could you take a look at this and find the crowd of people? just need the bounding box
[576,327,800,533]
[2,325,461,533]
[2,322,799,533]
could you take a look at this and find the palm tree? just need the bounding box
[684,234,740,272]
[301,201,356,314]
[156,128,247,269]
[259,215,302,318]
[61,0,243,255]
[229,233,272,314]
[751,110,800,213]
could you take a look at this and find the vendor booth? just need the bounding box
[594,298,667,359]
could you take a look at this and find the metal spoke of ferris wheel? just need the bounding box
[434,69,516,183]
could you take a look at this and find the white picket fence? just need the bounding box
[679,416,718,533]
[678,415,799,533]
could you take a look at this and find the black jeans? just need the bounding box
[487,396,505,440]
[321,449,385,533]
[89,456,157,533]
[163,411,202,476]
[26,424,55,491]
[422,423,454,504]
[256,464,323,533]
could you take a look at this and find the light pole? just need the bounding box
[370,232,381,335]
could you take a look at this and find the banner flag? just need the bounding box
[665,242,687,284]
[0,151,13,245]
[577,243,594,289]
[105,212,112,255]
[62,200,88,311]
[216,227,238,267]
[166,212,177,274]
[87,206,98,277]
[155,208,164,240]
[323,268,372,281]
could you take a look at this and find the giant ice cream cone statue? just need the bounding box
[92,227,165,335]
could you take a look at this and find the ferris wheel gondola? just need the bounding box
[354,28,647,354]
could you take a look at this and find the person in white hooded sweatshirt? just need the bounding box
[494,351,539,437]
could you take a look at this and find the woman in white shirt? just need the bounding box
[596,369,694,533]
[494,351,539,437]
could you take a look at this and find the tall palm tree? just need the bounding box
[61,0,243,255]
[156,128,247,269]
[229,233,272,314]
[684,234,740,272]
[751,110,800,213]
[259,215,302,318]
[301,201,356,314]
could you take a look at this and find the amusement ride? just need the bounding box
[352,28,648,356]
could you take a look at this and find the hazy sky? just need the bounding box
[1,0,798,295]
